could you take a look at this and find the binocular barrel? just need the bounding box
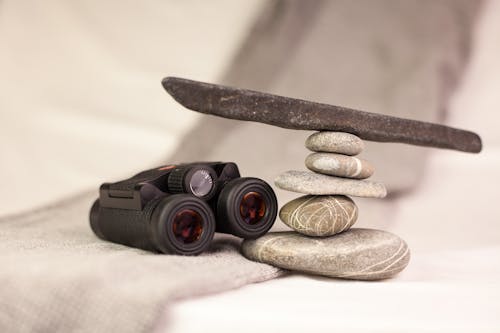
[216,177,277,239]
[90,194,216,255]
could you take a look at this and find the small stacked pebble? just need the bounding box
[242,132,410,280]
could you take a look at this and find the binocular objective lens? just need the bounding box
[172,209,204,244]
[189,169,214,197]
[239,191,266,225]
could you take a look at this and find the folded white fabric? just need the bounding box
[0,192,282,332]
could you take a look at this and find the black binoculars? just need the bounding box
[90,162,277,255]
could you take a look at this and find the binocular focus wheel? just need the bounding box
[167,166,218,201]
[217,177,278,239]
[151,194,216,255]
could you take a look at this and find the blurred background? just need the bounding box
[1,0,500,332]
[0,0,486,215]
[0,0,264,214]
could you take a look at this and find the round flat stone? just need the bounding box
[305,131,364,155]
[280,195,358,236]
[275,170,386,198]
[305,153,374,179]
[241,229,410,280]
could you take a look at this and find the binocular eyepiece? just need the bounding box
[89,162,277,255]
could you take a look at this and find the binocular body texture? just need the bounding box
[90,162,277,255]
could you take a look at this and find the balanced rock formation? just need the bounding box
[268,130,404,280]
[162,77,449,280]
[268,131,405,280]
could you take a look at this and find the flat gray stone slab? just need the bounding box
[241,229,410,280]
[305,131,364,155]
[280,195,358,236]
[162,77,482,153]
[305,152,374,179]
[275,170,387,198]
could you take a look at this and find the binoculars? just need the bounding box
[89,162,277,255]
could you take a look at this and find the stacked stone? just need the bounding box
[242,132,410,281]
[277,132,384,236]
[163,77,481,281]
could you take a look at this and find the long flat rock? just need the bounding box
[275,170,387,198]
[162,77,482,153]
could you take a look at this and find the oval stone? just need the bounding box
[305,153,374,179]
[241,229,410,280]
[305,131,364,155]
[279,195,358,236]
[275,170,387,198]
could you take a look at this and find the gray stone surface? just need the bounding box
[279,195,358,236]
[164,77,482,152]
[305,152,374,179]
[305,131,364,155]
[241,229,410,280]
[275,170,386,198]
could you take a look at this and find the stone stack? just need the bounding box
[242,131,410,281]
[276,132,381,236]
[163,77,481,281]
